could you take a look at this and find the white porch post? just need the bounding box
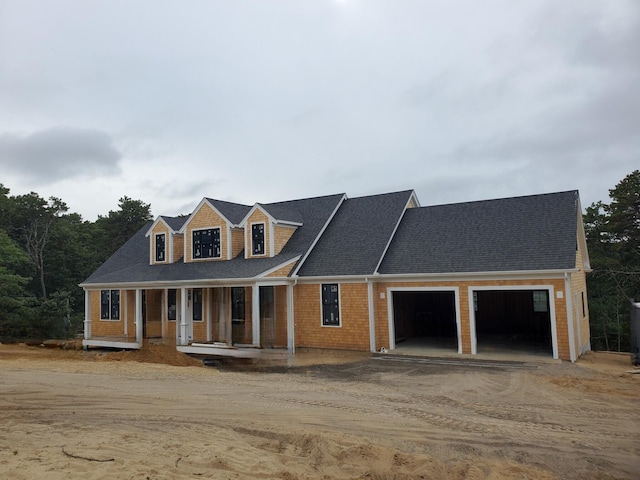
[83,290,91,340]
[135,289,143,345]
[180,287,188,346]
[252,285,260,346]
[367,280,376,353]
[206,288,212,343]
[287,283,295,353]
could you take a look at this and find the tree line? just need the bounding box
[0,185,152,339]
[1,171,639,350]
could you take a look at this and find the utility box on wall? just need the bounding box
[631,301,640,366]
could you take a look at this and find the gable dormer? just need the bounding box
[179,198,251,262]
[145,216,185,265]
[240,203,303,259]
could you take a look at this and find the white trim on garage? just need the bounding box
[386,286,462,354]
[467,285,558,359]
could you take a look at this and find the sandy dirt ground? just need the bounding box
[0,343,638,480]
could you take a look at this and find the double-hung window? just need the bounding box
[321,284,340,326]
[100,290,120,320]
[252,223,265,255]
[193,228,221,259]
[155,233,166,262]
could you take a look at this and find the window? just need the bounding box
[193,288,203,321]
[581,291,586,317]
[473,291,478,311]
[321,284,340,326]
[533,290,548,312]
[193,228,221,259]
[155,233,166,262]
[252,223,265,255]
[100,290,120,320]
[232,287,245,321]
[167,289,177,321]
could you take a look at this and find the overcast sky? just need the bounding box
[1,0,638,220]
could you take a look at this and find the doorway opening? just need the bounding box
[391,290,459,353]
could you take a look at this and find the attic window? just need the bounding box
[193,228,221,259]
[155,233,166,262]
[252,223,265,255]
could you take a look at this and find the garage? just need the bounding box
[472,289,554,356]
[391,290,459,352]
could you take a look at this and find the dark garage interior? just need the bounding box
[473,290,552,355]
[392,291,458,350]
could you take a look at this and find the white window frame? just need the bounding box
[250,222,266,257]
[100,289,121,321]
[320,283,341,328]
[155,233,166,263]
[191,226,222,260]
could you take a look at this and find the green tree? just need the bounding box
[585,170,640,351]
[0,229,36,338]
[95,196,153,260]
[6,192,68,299]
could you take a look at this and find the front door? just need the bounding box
[260,286,275,348]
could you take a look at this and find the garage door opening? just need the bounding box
[391,290,458,353]
[473,289,553,356]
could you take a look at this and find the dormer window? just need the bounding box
[155,233,166,262]
[193,228,221,259]
[252,223,265,255]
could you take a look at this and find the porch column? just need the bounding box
[367,280,376,353]
[83,290,91,340]
[135,289,143,345]
[252,285,260,346]
[206,288,212,343]
[287,284,295,353]
[180,287,188,345]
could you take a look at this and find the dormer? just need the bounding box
[240,203,303,259]
[178,198,250,263]
[145,216,185,265]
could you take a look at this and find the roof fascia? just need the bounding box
[178,198,232,233]
[576,194,591,271]
[408,190,421,207]
[373,190,416,274]
[80,275,295,290]
[292,193,348,276]
[294,269,577,284]
[145,217,173,237]
[238,204,275,227]
[254,255,302,278]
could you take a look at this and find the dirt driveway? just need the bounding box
[0,344,638,479]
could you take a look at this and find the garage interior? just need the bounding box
[392,291,458,352]
[473,290,552,356]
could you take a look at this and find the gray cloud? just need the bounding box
[0,127,122,184]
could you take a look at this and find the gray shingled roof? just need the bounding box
[205,198,252,225]
[377,191,579,274]
[82,193,344,286]
[160,216,187,232]
[296,190,414,277]
[259,203,303,225]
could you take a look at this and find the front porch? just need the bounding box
[83,283,295,354]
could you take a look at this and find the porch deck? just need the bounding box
[178,343,260,359]
[83,336,141,350]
